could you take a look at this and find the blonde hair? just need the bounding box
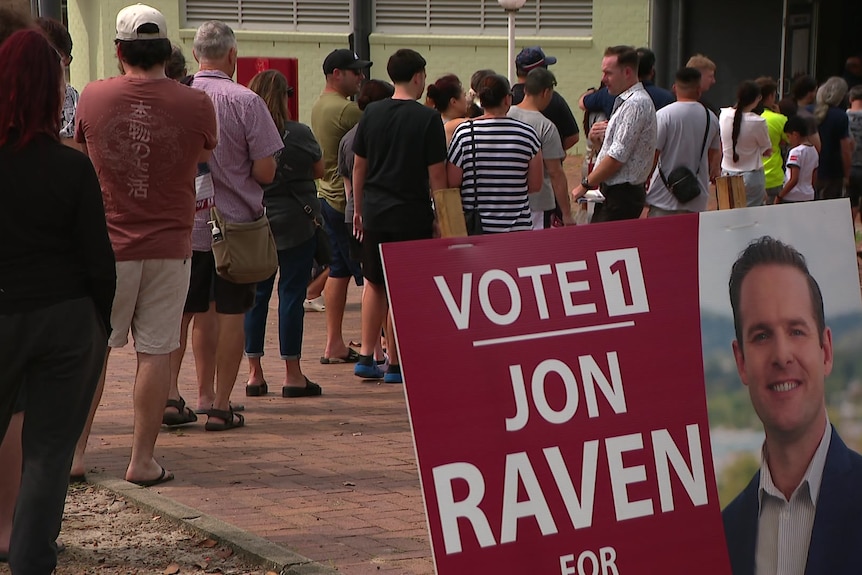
[814,76,848,126]
[248,69,291,132]
[686,54,716,72]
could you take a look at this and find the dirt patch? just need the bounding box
[0,484,269,575]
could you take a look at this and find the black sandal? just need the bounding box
[245,380,268,397]
[204,407,245,431]
[162,397,198,426]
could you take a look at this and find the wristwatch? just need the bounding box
[581,177,593,190]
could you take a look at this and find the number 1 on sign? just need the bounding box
[597,248,650,316]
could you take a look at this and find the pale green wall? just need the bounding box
[67,0,650,153]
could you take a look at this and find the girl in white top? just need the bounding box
[719,81,772,206]
[776,115,819,203]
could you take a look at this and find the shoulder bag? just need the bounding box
[658,105,711,204]
[209,206,278,284]
[290,194,332,265]
[462,121,484,235]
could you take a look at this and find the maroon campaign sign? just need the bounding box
[381,215,731,575]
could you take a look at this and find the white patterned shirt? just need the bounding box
[755,418,831,575]
[60,84,79,139]
[596,82,657,186]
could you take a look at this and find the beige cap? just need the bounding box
[116,4,168,41]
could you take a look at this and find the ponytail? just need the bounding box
[731,81,761,164]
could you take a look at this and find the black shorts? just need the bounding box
[361,226,433,285]
[184,250,256,315]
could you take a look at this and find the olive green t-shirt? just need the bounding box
[311,91,362,213]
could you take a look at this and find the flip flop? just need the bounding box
[195,401,245,415]
[128,466,174,487]
[320,348,360,364]
[162,397,198,427]
[282,378,323,398]
[245,380,268,397]
[69,474,87,484]
[205,407,245,431]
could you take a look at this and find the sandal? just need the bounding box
[282,378,323,398]
[162,397,198,426]
[245,380,268,397]
[320,348,360,364]
[204,407,245,431]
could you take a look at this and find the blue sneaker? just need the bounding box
[383,370,403,384]
[354,362,384,379]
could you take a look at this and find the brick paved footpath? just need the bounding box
[84,284,436,575]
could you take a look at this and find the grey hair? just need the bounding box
[813,76,848,126]
[193,20,236,61]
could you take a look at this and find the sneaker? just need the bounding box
[383,370,402,384]
[354,362,384,379]
[303,296,325,312]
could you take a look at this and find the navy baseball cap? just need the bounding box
[515,46,557,71]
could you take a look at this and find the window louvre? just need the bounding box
[374,0,592,35]
[184,0,351,32]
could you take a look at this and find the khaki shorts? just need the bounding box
[109,259,191,354]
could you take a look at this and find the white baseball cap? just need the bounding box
[116,4,168,41]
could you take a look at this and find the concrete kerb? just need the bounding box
[90,473,340,575]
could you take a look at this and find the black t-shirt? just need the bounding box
[353,98,447,231]
[512,83,579,148]
[264,121,323,250]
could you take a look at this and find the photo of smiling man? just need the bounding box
[721,235,862,575]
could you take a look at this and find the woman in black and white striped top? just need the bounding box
[447,73,543,233]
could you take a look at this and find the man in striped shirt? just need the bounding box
[723,236,862,575]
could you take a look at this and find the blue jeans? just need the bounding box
[244,235,316,360]
[320,199,363,284]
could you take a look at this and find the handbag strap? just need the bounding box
[288,193,322,227]
[468,120,478,210]
[658,103,711,187]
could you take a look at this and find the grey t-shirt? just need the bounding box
[338,124,358,223]
[848,110,862,168]
[646,101,720,212]
[507,106,565,212]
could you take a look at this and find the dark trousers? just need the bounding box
[593,182,647,223]
[0,297,106,575]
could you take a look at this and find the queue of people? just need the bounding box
[2,3,862,572]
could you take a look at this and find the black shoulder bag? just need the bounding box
[290,194,333,265]
[658,105,711,203]
[462,121,484,235]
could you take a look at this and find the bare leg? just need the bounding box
[70,351,109,478]
[386,310,399,367]
[306,267,329,300]
[193,305,218,411]
[283,358,307,389]
[166,313,194,409]
[0,412,23,554]
[360,281,388,359]
[208,313,244,425]
[124,352,172,482]
[322,276,351,358]
[247,356,265,387]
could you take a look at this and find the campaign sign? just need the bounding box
[381,215,731,575]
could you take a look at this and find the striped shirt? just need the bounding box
[755,418,831,575]
[448,117,540,233]
[190,70,284,252]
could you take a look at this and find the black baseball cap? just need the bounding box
[323,49,372,75]
[515,46,557,71]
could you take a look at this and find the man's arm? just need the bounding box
[428,161,447,193]
[571,156,624,200]
[708,148,721,181]
[841,136,853,183]
[446,161,463,189]
[352,154,367,237]
[527,150,544,194]
[546,159,573,224]
[251,156,276,185]
[561,133,580,151]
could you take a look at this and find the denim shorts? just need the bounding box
[320,199,363,284]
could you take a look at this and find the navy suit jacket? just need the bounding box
[722,428,862,575]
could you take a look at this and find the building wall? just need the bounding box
[68,0,650,154]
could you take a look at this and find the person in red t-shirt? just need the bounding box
[72,4,217,487]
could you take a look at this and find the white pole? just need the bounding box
[507,10,517,85]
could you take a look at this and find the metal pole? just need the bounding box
[779,0,788,96]
[507,10,517,84]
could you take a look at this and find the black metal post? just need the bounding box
[37,0,62,21]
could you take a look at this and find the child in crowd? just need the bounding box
[775,115,818,203]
